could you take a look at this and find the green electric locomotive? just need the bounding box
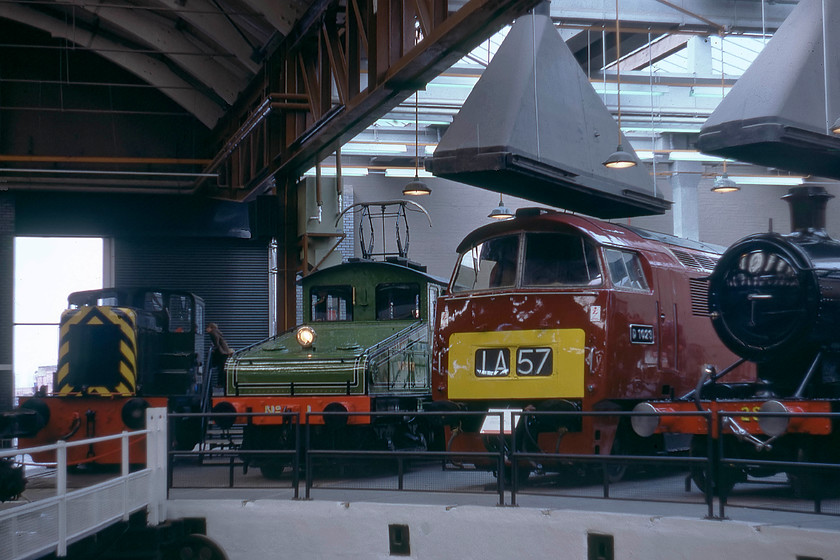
[212,201,446,476]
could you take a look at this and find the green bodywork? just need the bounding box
[226,261,446,397]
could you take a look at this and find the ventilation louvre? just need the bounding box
[689,278,711,317]
[671,249,718,271]
[695,254,718,270]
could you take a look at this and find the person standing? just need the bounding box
[206,322,233,388]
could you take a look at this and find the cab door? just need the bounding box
[603,248,661,394]
[654,269,678,373]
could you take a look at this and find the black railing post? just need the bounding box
[165,416,174,497]
[510,410,518,504]
[292,415,300,499]
[716,413,726,519]
[603,462,610,499]
[703,412,714,519]
[510,411,518,507]
[497,411,505,506]
[305,413,313,499]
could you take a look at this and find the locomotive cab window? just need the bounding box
[311,285,354,321]
[376,283,421,320]
[168,295,194,333]
[70,295,116,308]
[604,249,649,291]
[522,232,602,287]
[144,291,166,312]
[452,234,519,292]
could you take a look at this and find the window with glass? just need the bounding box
[311,285,354,321]
[522,232,602,287]
[376,283,421,320]
[452,234,520,292]
[168,294,194,332]
[604,249,649,291]
[144,291,165,312]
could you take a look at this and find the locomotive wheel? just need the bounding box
[240,425,297,480]
[689,436,739,496]
[171,403,203,452]
[163,534,228,560]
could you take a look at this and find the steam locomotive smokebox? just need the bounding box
[425,12,670,219]
[708,186,840,393]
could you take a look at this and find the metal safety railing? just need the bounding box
[164,408,840,518]
[0,408,168,560]
[715,410,840,517]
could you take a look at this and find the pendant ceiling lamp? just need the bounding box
[402,87,430,195]
[711,172,739,193]
[488,195,514,219]
[603,0,636,169]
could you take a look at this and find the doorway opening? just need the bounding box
[13,237,103,400]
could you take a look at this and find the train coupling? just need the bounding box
[722,416,775,451]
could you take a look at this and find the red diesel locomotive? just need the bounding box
[430,207,752,480]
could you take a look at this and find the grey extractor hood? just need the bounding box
[698,0,840,180]
[425,10,670,219]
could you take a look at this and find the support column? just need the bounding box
[0,193,14,413]
[671,161,702,241]
[277,177,300,333]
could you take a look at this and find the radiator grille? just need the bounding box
[689,278,711,316]
[671,249,718,272]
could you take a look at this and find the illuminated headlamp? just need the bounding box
[296,325,316,348]
[758,400,790,437]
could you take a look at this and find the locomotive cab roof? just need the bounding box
[455,207,724,255]
[300,259,448,289]
[67,287,203,308]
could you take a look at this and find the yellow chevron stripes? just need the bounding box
[56,305,140,396]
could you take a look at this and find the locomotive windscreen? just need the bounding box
[67,323,123,388]
[708,235,819,361]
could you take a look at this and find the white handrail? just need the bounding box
[0,407,168,560]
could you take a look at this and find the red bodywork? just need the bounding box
[211,395,372,426]
[432,212,753,460]
[640,400,833,438]
[17,396,168,465]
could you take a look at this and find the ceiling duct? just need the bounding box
[697,0,840,180]
[425,10,669,219]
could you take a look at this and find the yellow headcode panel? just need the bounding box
[447,329,585,400]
